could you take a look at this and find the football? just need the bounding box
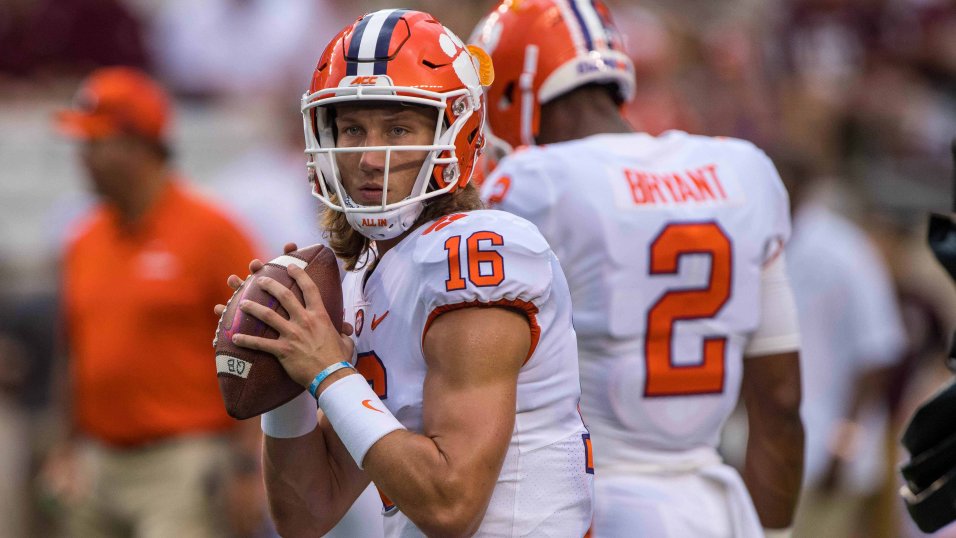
[214,244,342,420]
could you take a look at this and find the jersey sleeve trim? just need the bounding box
[745,252,801,357]
[763,237,786,268]
[421,298,541,364]
[376,485,396,513]
[744,334,801,357]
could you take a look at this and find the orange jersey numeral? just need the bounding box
[644,222,731,397]
[467,231,505,287]
[423,213,467,235]
[443,235,467,291]
[583,433,594,474]
[485,176,512,207]
[355,351,387,399]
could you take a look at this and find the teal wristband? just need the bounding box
[308,361,355,398]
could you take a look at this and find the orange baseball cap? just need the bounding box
[56,67,171,141]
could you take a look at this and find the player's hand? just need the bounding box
[232,262,351,388]
[214,243,300,316]
[238,243,299,287]
[38,442,90,506]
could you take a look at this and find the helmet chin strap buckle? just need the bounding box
[443,163,459,183]
[452,96,469,116]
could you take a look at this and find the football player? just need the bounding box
[215,9,593,537]
[472,1,804,537]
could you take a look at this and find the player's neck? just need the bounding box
[373,236,402,259]
[370,227,415,267]
[536,87,634,145]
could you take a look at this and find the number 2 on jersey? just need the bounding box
[644,222,731,397]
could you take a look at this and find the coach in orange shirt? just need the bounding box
[43,67,262,537]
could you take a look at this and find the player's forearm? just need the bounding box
[363,430,499,537]
[262,427,353,537]
[743,409,804,528]
[740,351,803,529]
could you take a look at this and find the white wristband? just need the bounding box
[763,527,793,538]
[317,373,405,469]
[261,392,318,438]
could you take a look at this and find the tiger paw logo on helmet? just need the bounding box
[470,0,636,152]
[303,10,494,241]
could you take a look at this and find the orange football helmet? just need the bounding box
[471,0,634,152]
[303,9,493,240]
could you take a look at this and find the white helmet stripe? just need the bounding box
[572,0,610,50]
[356,9,400,76]
[554,1,587,54]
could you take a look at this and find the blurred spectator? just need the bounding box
[0,289,60,536]
[146,0,355,99]
[778,152,908,538]
[204,91,325,257]
[692,18,777,145]
[843,57,956,187]
[777,0,875,107]
[615,6,703,136]
[772,0,956,190]
[866,205,956,538]
[0,328,32,538]
[766,0,869,170]
[0,0,146,79]
[40,67,264,538]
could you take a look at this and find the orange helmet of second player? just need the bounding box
[471,0,634,152]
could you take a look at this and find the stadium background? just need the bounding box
[0,0,954,536]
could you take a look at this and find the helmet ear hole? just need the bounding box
[443,163,458,183]
[499,81,516,109]
[422,59,447,69]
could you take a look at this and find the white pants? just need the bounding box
[66,435,232,538]
[591,463,762,538]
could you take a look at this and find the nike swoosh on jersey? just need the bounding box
[371,310,389,330]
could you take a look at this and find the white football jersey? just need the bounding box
[341,209,592,537]
[482,131,794,467]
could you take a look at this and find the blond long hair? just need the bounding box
[322,183,483,271]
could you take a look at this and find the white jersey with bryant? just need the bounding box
[481,131,795,468]
[342,209,592,537]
